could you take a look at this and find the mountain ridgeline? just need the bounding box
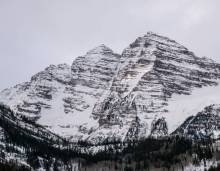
[1,32,220,170]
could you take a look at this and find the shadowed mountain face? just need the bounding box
[1,32,220,144]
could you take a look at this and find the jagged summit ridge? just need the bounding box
[86,44,114,55]
[1,32,220,143]
[129,31,187,52]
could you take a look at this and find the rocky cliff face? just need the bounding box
[1,32,220,143]
[174,104,220,139]
[0,45,120,142]
[0,63,71,119]
[88,32,220,142]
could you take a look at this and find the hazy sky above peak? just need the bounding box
[0,0,219,90]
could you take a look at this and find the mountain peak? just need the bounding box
[87,44,114,55]
[144,31,173,41]
[127,31,187,52]
[145,31,158,36]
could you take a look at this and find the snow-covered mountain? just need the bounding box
[174,104,220,139]
[1,32,220,143]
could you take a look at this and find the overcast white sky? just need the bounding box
[0,0,219,90]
